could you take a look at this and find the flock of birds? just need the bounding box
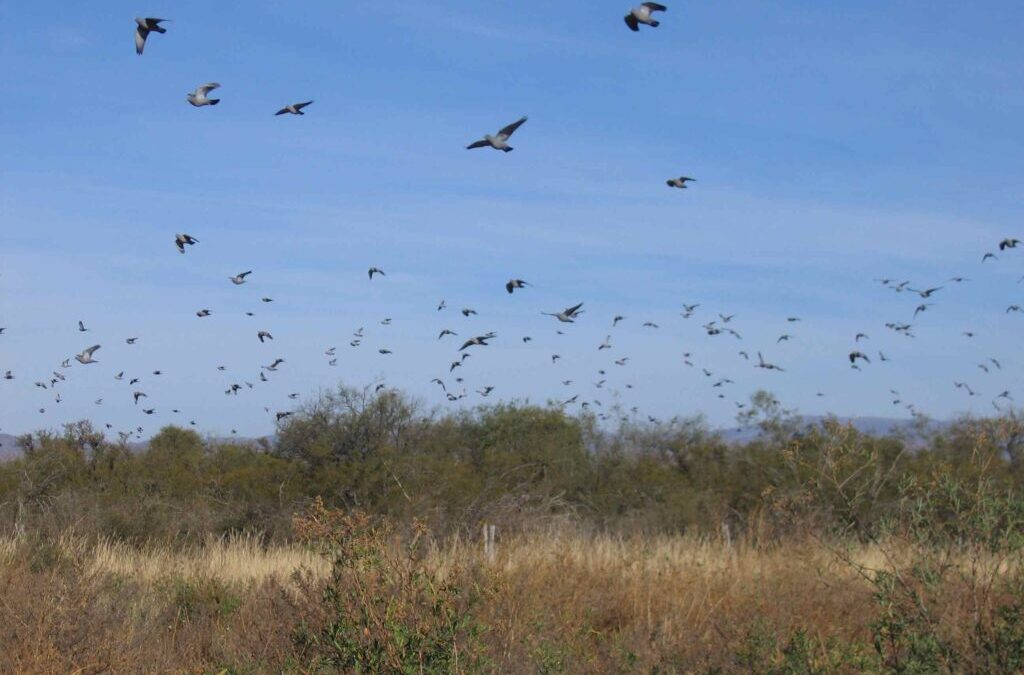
[1,8,1022,444]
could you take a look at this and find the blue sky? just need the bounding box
[2,0,1023,438]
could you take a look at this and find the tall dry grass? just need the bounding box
[0,528,1018,673]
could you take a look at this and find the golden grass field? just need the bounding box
[4,525,994,673]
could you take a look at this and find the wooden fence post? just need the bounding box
[483,523,498,563]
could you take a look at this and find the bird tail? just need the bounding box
[502,147,514,152]
[650,19,660,27]
[209,99,220,105]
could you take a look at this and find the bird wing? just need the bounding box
[274,107,290,115]
[506,281,514,293]
[496,116,528,140]
[135,27,148,54]
[642,2,668,12]
[84,345,101,357]
[195,82,221,96]
[466,139,490,150]
[565,302,584,315]
[624,14,640,31]
[294,101,313,110]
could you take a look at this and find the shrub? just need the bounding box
[293,498,488,673]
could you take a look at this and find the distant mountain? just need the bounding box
[0,433,267,462]
[719,416,950,444]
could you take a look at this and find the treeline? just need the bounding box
[1,384,1022,543]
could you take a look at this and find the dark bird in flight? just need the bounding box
[849,351,870,365]
[624,2,667,31]
[666,176,695,189]
[999,238,1020,251]
[175,233,198,253]
[506,279,530,294]
[954,381,977,397]
[909,286,942,298]
[134,17,168,55]
[459,333,496,351]
[187,82,221,107]
[75,345,100,364]
[467,116,528,152]
[275,101,314,116]
[544,303,585,323]
[368,267,385,279]
[755,352,784,372]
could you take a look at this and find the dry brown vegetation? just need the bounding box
[0,524,1020,673]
